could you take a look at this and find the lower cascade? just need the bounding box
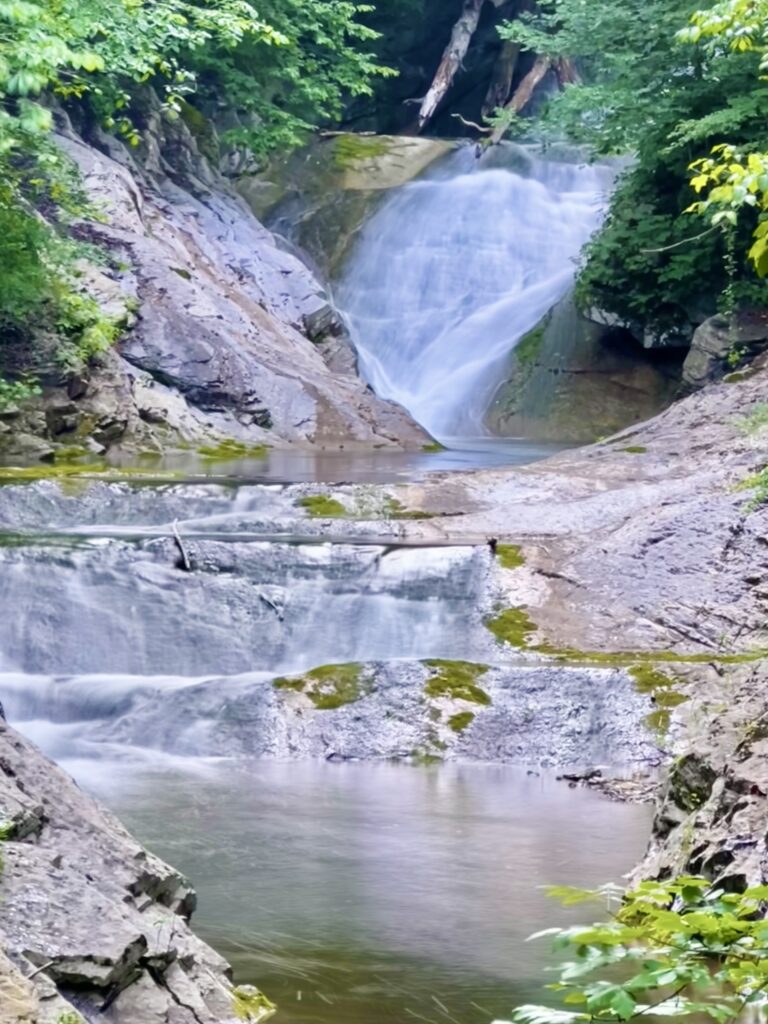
[337,146,613,439]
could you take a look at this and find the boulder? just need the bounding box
[486,294,681,442]
[683,310,768,389]
[0,720,273,1023]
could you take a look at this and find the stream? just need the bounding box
[0,145,651,1024]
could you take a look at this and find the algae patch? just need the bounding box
[484,607,539,648]
[383,497,434,520]
[296,494,348,518]
[484,604,768,665]
[232,985,276,1023]
[273,663,369,709]
[620,445,648,454]
[198,440,269,461]
[423,660,492,706]
[447,711,476,732]
[495,544,525,570]
[629,664,688,734]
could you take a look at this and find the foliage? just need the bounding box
[498,0,768,324]
[0,0,391,384]
[502,877,768,1024]
[193,2,395,157]
[0,375,41,410]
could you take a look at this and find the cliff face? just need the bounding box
[0,715,273,1024]
[0,102,427,463]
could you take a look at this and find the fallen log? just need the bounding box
[418,0,488,132]
[489,53,553,144]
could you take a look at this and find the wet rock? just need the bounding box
[48,117,427,452]
[0,720,271,1023]
[486,294,681,443]
[45,403,79,437]
[683,310,768,389]
[84,660,659,772]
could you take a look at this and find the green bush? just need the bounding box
[504,877,768,1024]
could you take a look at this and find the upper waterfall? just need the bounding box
[336,144,614,440]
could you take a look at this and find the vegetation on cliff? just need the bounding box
[0,0,390,400]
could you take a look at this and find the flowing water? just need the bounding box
[0,146,650,1024]
[337,145,614,439]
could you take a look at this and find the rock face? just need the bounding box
[72,660,658,770]
[640,662,768,888]
[240,134,455,278]
[683,310,768,390]
[0,719,273,1024]
[485,294,681,442]
[0,107,428,462]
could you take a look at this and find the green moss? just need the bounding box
[333,133,390,169]
[621,445,648,454]
[738,467,768,509]
[514,323,547,367]
[56,1013,84,1024]
[296,494,348,518]
[232,985,276,1022]
[736,403,768,435]
[273,663,368,709]
[383,497,434,520]
[484,607,539,648]
[423,660,492,706]
[448,711,475,733]
[628,665,689,735]
[198,440,269,460]
[0,821,15,841]
[496,543,525,570]
[421,442,445,452]
[410,749,443,765]
[484,604,768,665]
[725,366,760,383]
[178,99,220,165]
[171,266,192,281]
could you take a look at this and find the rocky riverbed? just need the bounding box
[1,353,767,1018]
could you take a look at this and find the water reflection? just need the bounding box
[82,759,651,1024]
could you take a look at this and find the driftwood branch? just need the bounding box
[451,112,492,133]
[489,53,552,144]
[418,0,487,132]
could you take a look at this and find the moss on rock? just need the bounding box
[295,494,348,518]
[485,604,768,665]
[232,984,276,1022]
[496,543,525,569]
[447,711,476,733]
[273,663,369,709]
[423,660,492,706]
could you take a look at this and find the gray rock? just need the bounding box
[683,310,768,389]
[0,721,273,1023]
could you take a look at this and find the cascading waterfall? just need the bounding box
[337,145,614,439]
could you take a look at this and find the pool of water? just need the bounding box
[0,437,568,486]
[76,757,652,1024]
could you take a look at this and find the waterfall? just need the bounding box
[337,144,614,439]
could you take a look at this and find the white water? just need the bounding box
[338,145,613,439]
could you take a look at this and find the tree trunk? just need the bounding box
[482,39,522,116]
[489,53,552,144]
[418,0,488,132]
[555,56,581,86]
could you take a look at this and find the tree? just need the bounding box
[494,0,768,329]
